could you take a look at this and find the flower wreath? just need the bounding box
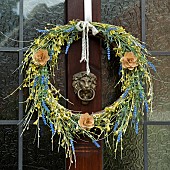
[18,20,156,165]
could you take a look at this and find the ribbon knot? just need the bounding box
[76,21,99,75]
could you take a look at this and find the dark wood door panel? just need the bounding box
[66,0,102,169]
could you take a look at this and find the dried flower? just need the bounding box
[78,113,94,130]
[33,49,50,66]
[120,52,138,70]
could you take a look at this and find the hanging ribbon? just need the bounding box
[75,21,99,75]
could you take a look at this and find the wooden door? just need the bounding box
[66,0,102,170]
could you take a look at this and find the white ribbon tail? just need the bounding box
[75,21,99,75]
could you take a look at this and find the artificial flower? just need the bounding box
[33,49,50,66]
[78,113,94,130]
[120,52,138,70]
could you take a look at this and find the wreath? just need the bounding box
[15,20,156,165]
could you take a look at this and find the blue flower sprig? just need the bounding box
[64,26,75,33]
[37,29,49,33]
[144,101,149,113]
[107,27,117,32]
[33,76,39,87]
[113,122,119,131]
[135,122,139,134]
[117,131,122,143]
[133,106,137,119]
[50,122,55,135]
[122,88,130,99]
[106,44,111,60]
[65,42,70,54]
[139,91,144,99]
[148,61,156,72]
[92,140,100,148]
[118,65,122,76]
[41,75,45,85]
[70,139,75,152]
[42,100,50,113]
[49,50,54,60]
[42,111,47,125]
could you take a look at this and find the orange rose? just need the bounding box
[78,113,94,130]
[120,52,138,70]
[33,49,50,66]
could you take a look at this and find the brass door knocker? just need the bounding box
[72,71,97,105]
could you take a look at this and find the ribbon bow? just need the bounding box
[76,21,99,75]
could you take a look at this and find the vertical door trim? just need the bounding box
[18,0,24,169]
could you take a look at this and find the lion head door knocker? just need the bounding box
[72,71,97,105]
